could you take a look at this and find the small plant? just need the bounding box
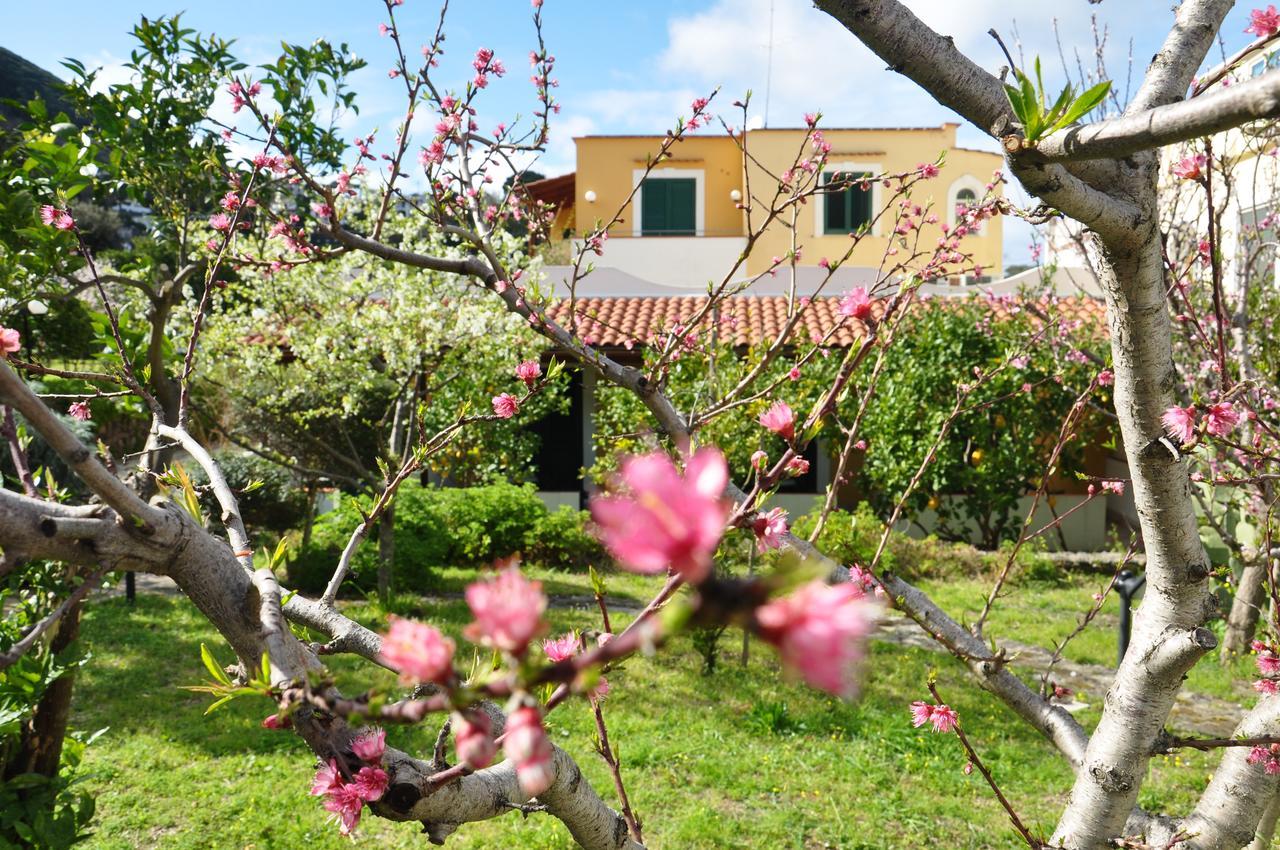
[1003,57,1111,144]
[744,699,805,736]
[690,625,728,675]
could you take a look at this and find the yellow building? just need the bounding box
[529,123,1004,292]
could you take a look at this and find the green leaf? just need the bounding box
[1042,83,1075,131]
[1049,80,1112,133]
[204,695,235,715]
[200,643,231,686]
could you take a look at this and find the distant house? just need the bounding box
[518,125,1115,548]
[527,123,1005,295]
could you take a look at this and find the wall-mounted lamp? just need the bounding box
[27,300,48,316]
[729,189,742,202]
[584,190,598,203]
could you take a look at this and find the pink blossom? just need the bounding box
[311,202,333,219]
[751,450,768,471]
[261,713,289,730]
[589,448,729,583]
[515,359,541,388]
[839,287,873,320]
[1259,651,1280,677]
[788,365,801,381]
[1204,402,1240,437]
[1097,369,1114,387]
[1247,5,1280,37]
[504,706,555,796]
[1161,405,1197,444]
[758,401,796,442]
[756,580,877,699]
[68,401,91,421]
[918,162,940,179]
[752,507,789,552]
[209,213,232,232]
[1170,154,1207,181]
[454,710,497,769]
[0,327,19,355]
[39,205,75,230]
[420,141,445,166]
[1254,678,1279,695]
[1249,745,1271,765]
[492,393,520,418]
[542,631,580,662]
[929,704,959,733]
[785,457,810,477]
[1101,480,1125,496]
[322,784,364,835]
[311,759,343,797]
[909,701,934,728]
[351,728,386,764]
[464,565,547,654]
[378,22,390,36]
[349,766,388,802]
[378,616,456,685]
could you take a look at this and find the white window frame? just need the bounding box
[631,168,705,237]
[815,162,882,238]
[947,175,988,235]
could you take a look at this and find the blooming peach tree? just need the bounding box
[10,1,1280,848]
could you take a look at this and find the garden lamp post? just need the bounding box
[1114,569,1146,665]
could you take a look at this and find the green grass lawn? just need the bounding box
[69,569,1247,849]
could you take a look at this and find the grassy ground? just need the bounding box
[69,568,1250,849]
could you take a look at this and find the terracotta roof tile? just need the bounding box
[546,295,1105,349]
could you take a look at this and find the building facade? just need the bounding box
[531,124,1005,295]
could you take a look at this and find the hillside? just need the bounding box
[0,45,73,129]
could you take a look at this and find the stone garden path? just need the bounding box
[102,576,1248,736]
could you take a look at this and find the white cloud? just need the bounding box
[656,0,1156,129]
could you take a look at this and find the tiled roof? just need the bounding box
[522,172,575,208]
[546,295,1106,349]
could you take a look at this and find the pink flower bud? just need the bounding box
[504,707,554,797]
[351,728,386,764]
[453,711,497,770]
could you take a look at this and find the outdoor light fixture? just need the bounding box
[27,300,48,315]
[584,190,597,203]
[729,189,742,202]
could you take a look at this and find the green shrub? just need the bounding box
[855,299,1103,548]
[524,506,606,570]
[286,481,550,594]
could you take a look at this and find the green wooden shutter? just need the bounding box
[825,172,872,233]
[641,178,696,235]
[849,175,872,229]
[666,179,695,235]
[641,179,668,234]
[824,172,847,233]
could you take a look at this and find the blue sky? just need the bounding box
[3,1,1268,265]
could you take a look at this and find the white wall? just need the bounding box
[569,236,748,289]
[895,493,1107,551]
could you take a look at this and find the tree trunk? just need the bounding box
[377,503,395,602]
[1247,788,1280,850]
[1049,216,1216,848]
[301,481,318,550]
[5,592,84,781]
[1222,555,1268,659]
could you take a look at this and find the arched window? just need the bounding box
[955,188,978,209]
